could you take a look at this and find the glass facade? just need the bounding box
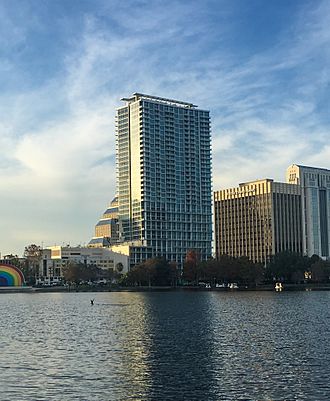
[116,93,212,266]
[88,197,119,247]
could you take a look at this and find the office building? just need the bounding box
[116,93,212,265]
[286,164,330,258]
[88,196,119,247]
[36,246,129,286]
[214,179,302,264]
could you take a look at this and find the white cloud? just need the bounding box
[1,0,330,255]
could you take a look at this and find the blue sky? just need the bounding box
[1,0,330,256]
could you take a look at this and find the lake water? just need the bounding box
[1,290,330,401]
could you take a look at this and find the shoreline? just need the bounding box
[0,284,330,294]
[2,284,330,293]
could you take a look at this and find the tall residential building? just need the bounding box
[116,93,212,265]
[214,179,302,264]
[286,164,330,258]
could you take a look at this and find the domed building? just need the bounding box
[88,196,119,247]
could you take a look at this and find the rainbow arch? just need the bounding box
[0,263,25,287]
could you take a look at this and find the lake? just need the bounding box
[1,290,329,400]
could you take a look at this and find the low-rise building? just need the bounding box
[37,246,129,285]
[49,246,128,270]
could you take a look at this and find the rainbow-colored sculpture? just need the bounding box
[0,263,25,287]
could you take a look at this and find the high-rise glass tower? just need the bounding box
[116,93,212,265]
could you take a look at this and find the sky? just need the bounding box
[1,0,330,256]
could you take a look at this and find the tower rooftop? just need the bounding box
[121,93,197,108]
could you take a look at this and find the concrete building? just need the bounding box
[286,164,330,258]
[37,246,129,285]
[37,249,63,285]
[116,93,212,266]
[110,242,154,270]
[214,179,302,264]
[48,246,128,271]
[88,196,119,247]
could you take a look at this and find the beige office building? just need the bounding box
[214,179,302,264]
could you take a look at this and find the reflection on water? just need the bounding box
[0,291,330,400]
[139,293,217,400]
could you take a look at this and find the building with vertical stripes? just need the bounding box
[115,93,212,266]
[286,164,330,258]
[214,179,302,264]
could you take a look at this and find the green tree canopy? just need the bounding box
[62,261,100,284]
[125,257,176,286]
[265,251,324,283]
[310,259,330,283]
[23,244,42,285]
[183,249,201,284]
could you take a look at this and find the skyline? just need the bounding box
[1,0,330,256]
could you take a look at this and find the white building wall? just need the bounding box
[286,164,330,258]
[48,246,129,272]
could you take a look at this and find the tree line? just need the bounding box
[182,250,264,287]
[123,250,330,287]
[121,258,178,287]
[121,251,264,287]
[4,244,330,287]
[4,244,124,286]
[265,251,330,284]
[61,261,122,285]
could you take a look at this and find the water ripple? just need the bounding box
[0,291,330,400]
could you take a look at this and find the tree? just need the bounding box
[169,261,178,287]
[61,261,99,285]
[235,257,264,286]
[125,258,175,287]
[198,256,264,287]
[3,254,20,267]
[183,250,201,284]
[24,244,42,261]
[199,259,220,285]
[218,255,234,282]
[149,258,172,286]
[265,251,306,283]
[62,261,81,284]
[125,263,152,286]
[311,259,330,283]
[23,244,42,285]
